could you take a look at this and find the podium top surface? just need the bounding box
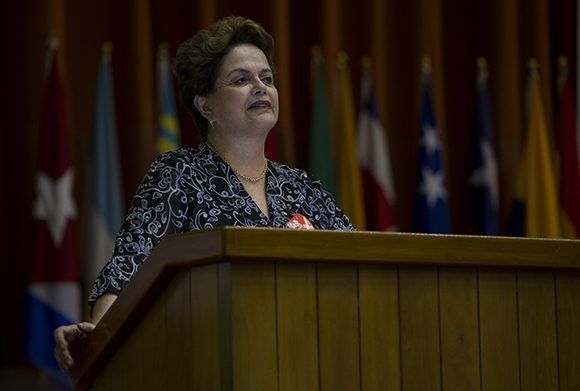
[159,227,580,267]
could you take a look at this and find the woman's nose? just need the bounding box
[252,84,267,95]
[251,77,267,94]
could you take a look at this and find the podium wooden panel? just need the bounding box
[71,227,580,390]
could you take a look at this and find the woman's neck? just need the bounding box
[206,130,267,178]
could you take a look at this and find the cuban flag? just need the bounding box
[357,59,397,231]
[24,38,81,385]
[466,58,500,235]
[83,43,124,286]
[156,43,181,153]
[413,61,451,233]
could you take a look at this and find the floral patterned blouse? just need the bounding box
[88,142,354,311]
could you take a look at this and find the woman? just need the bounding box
[54,15,353,372]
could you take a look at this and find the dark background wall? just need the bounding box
[0,0,576,385]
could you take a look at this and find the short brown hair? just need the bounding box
[174,16,276,138]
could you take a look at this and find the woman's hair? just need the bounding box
[174,16,276,138]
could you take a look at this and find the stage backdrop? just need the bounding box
[0,0,576,376]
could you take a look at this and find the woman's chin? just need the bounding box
[250,116,278,133]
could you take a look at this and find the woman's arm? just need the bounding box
[88,151,191,312]
[91,293,118,324]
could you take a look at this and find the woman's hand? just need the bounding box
[53,322,95,372]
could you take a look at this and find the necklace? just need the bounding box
[206,142,268,183]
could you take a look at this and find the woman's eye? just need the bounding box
[261,76,274,85]
[233,77,247,85]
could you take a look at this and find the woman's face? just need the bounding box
[205,44,279,135]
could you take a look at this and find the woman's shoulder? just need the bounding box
[269,160,313,182]
[268,161,328,191]
[149,143,213,169]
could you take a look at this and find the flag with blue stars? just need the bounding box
[413,61,451,233]
[466,58,499,235]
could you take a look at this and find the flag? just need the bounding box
[156,43,181,153]
[265,125,280,161]
[356,57,397,231]
[24,38,81,385]
[556,56,580,238]
[466,57,500,235]
[335,51,366,229]
[508,60,560,238]
[84,43,125,286]
[577,6,580,170]
[413,57,451,233]
[308,46,337,196]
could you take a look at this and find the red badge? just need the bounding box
[287,212,315,230]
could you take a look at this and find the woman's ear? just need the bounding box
[193,95,212,119]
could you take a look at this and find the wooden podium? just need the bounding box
[71,227,580,390]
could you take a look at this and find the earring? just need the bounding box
[209,119,216,129]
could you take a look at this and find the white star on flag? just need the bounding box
[419,166,448,207]
[32,168,77,247]
[421,124,440,156]
[469,140,499,208]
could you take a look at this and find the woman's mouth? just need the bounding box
[248,100,271,109]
